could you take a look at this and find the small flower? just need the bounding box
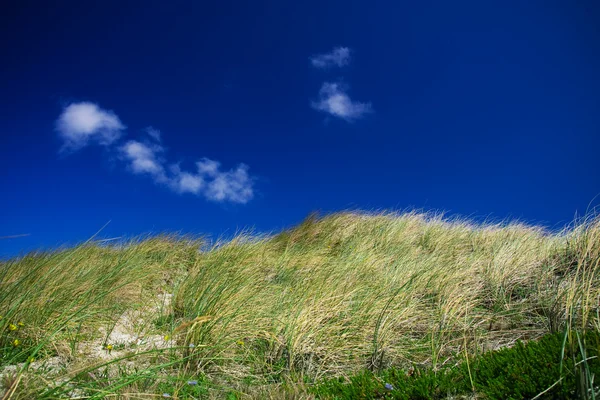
[236,340,245,346]
[105,344,113,353]
[384,383,394,391]
[17,321,24,327]
[188,343,195,348]
[164,335,170,341]
[187,380,198,386]
[162,394,171,398]
[27,356,35,363]
[9,324,17,331]
[12,339,20,347]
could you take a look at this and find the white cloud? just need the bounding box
[120,141,166,181]
[172,159,253,203]
[311,82,372,121]
[56,102,125,150]
[120,141,254,203]
[196,158,220,177]
[310,47,351,68]
[175,172,204,194]
[203,162,254,204]
[56,102,255,204]
[168,164,204,194]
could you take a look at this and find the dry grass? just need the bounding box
[1,211,599,398]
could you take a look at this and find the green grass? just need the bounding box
[312,330,600,399]
[1,210,599,398]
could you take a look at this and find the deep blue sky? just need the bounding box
[1,0,599,257]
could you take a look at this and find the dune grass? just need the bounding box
[1,210,599,399]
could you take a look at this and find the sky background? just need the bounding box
[1,0,599,257]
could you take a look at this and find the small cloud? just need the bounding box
[120,141,254,203]
[170,159,254,203]
[120,141,167,182]
[145,126,161,142]
[197,158,220,177]
[203,162,254,204]
[56,102,125,150]
[168,164,204,195]
[310,47,351,68]
[311,82,372,121]
[174,172,204,194]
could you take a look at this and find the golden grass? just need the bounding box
[171,211,600,382]
[1,211,599,398]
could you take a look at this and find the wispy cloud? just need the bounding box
[167,159,253,204]
[0,233,31,240]
[310,47,351,68]
[56,102,125,150]
[169,166,204,195]
[202,161,253,204]
[56,101,255,204]
[311,82,372,121]
[145,126,162,142]
[120,141,167,181]
[120,141,254,204]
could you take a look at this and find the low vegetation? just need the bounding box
[1,210,599,398]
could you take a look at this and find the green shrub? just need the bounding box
[312,330,600,399]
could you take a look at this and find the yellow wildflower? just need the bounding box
[17,321,24,327]
[9,324,17,331]
[27,356,35,363]
[236,340,245,346]
[164,335,170,341]
[12,339,20,346]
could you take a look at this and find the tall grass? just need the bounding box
[1,211,599,398]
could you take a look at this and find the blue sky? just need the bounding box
[1,0,599,257]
